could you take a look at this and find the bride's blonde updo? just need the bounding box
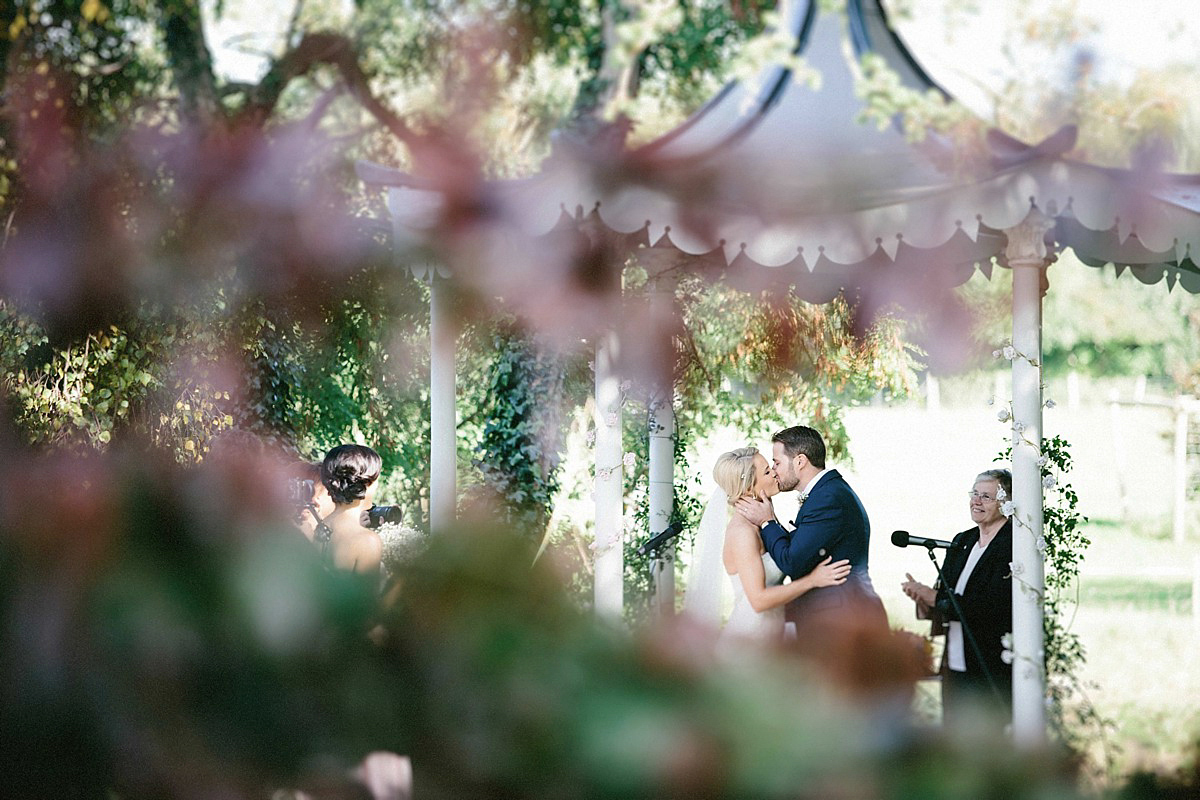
[713,447,759,504]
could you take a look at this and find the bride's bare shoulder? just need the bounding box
[725,515,758,541]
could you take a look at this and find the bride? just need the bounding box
[684,446,850,643]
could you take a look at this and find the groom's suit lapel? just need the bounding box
[794,469,840,525]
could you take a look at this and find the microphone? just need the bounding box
[891,530,955,550]
[637,521,684,556]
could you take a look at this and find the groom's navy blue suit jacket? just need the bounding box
[759,470,885,626]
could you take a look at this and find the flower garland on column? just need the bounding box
[990,343,1113,768]
[587,376,634,559]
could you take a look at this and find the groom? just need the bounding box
[735,425,887,634]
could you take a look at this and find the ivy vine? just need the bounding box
[473,324,570,538]
[997,433,1113,768]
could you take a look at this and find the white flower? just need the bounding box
[1009,560,1024,576]
[605,412,618,427]
[1002,500,1016,516]
[585,430,596,446]
[622,452,636,468]
[1044,398,1056,409]
[1035,536,1047,552]
[997,408,1011,422]
[378,524,429,572]
[1003,345,1016,360]
[1036,455,1047,468]
[1000,632,1013,650]
[992,349,1002,359]
[1014,421,1026,434]
[995,487,1008,501]
[1042,474,1057,489]
[1000,649,1015,665]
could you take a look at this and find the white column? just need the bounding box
[594,333,624,619]
[429,271,457,531]
[648,390,676,616]
[1006,207,1054,746]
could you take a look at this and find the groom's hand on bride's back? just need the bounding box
[734,492,774,527]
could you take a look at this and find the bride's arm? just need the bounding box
[728,524,850,613]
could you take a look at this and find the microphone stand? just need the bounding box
[925,545,1004,707]
[640,522,684,619]
[647,544,675,619]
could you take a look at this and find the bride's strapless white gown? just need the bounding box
[720,551,786,643]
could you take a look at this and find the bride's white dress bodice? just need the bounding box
[722,551,785,642]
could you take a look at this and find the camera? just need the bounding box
[288,478,316,520]
[364,504,403,529]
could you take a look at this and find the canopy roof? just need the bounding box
[359,0,1200,295]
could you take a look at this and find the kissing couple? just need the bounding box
[684,425,888,647]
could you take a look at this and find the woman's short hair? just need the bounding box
[713,447,759,502]
[321,444,382,505]
[975,468,1012,500]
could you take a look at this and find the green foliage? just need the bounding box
[0,301,218,456]
[1035,435,1111,766]
[0,263,438,522]
[677,281,921,461]
[998,431,1114,773]
[472,325,571,536]
[957,255,1200,386]
[238,272,435,525]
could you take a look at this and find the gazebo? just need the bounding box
[358,0,1200,744]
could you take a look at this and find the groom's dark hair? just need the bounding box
[773,426,826,469]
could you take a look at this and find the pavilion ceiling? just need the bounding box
[359,0,1200,295]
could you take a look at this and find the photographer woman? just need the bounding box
[291,461,335,545]
[320,444,384,576]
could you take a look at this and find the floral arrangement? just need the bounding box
[377,523,429,574]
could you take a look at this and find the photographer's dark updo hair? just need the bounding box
[321,444,382,505]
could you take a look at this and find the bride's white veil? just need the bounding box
[682,487,730,625]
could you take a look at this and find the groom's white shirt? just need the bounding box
[797,467,832,499]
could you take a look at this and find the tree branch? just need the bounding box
[155,0,221,127]
[240,31,416,147]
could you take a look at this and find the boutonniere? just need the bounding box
[797,492,809,510]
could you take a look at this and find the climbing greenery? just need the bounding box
[1036,435,1113,770]
[472,325,576,536]
[998,432,1112,771]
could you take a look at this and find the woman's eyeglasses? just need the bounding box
[967,490,995,502]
